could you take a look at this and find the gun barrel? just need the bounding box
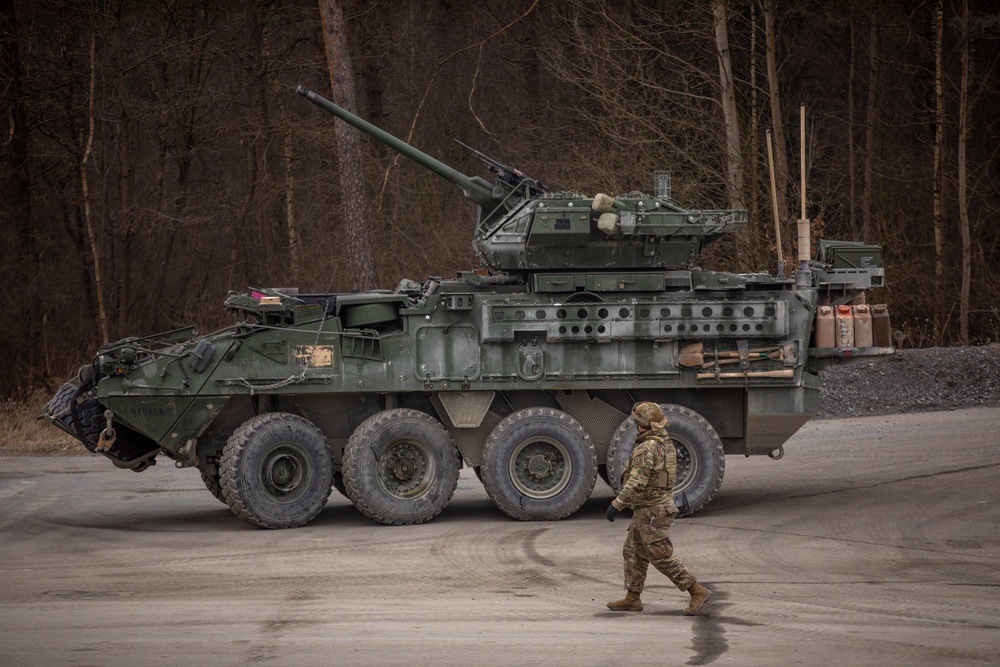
[296,86,495,208]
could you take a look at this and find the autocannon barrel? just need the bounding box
[296,86,497,209]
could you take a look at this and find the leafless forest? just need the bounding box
[2,0,999,398]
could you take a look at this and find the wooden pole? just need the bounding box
[766,129,785,277]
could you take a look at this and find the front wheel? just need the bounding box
[343,409,460,526]
[606,404,724,516]
[220,413,334,529]
[200,470,226,504]
[481,408,597,521]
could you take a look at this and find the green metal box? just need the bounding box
[817,240,882,268]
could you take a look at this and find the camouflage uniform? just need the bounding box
[611,427,696,594]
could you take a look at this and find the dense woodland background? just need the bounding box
[2,0,999,399]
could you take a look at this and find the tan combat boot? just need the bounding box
[684,582,712,616]
[607,590,643,611]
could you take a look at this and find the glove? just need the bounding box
[606,504,619,522]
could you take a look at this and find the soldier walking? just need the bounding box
[605,401,712,615]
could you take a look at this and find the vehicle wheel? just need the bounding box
[606,404,724,516]
[220,412,334,529]
[343,409,460,525]
[598,464,611,488]
[332,470,347,498]
[200,470,225,503]
[481,407,597,521]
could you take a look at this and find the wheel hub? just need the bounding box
[260,445,308,500]
[526,453,553,480]
[509,438,572,499]
[390,454,417,481]
[377,441,432,498]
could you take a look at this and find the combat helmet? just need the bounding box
[632,402,669,430]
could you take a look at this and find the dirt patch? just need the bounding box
[0,389,80,456]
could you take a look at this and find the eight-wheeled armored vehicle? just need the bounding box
[43,87,893,528]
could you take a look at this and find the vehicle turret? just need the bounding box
[296,86,747,274]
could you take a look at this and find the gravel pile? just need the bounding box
[816,345,1000,419]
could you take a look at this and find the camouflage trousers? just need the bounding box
[622,504,695,594]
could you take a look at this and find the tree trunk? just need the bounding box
[713,0,744,210]
[232,5,270,288]
[0,0,43,383]
[81,12,111,343]
[847,18,857,237]
[932,0,946,344]
[749,1,759,233]
[957,0,971,345]
[264,26,302,287]
[318,0,378,291]
[763,2,789,261]
[114,5,134,331]
[862,10,878,242]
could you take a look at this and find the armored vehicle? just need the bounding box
[42,87,893,529]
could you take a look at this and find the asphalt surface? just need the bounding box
[2,407,999,667]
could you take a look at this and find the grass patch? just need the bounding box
[0,389,83,456]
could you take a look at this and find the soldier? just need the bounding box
[605,401,712,615]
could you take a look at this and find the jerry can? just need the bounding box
[815,306,835,347]
[836,305,855,347]
[853,304,873,347]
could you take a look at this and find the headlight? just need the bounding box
[98,355,115,374]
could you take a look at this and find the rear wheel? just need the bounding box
[606,404,724,516]
[343,409,460,525]
[332,470,348,498]
[200,470,225,503]
[481,408,596,521]
[220,412,333,529]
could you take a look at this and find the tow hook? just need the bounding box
[97,410,117,453]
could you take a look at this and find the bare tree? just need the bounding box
[318,0,377,291]
[763,1,789,240]
[861,8,878,242]
[933,0,946,344]
[957,0,972,344]
[0,0,43,383]
[79,7,110,343]
[714,0,744,210]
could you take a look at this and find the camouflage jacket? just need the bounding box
[611,429,677,512]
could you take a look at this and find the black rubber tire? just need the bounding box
[220,412,334,529]
[332,470,348,498]
[597,464,611,489]
[200,470,226,504]
[343,409,460,526]
[74,399,105,453]
[481,407,597,521]
[606,404,724,516]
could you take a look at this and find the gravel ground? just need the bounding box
[816,344,1000,418]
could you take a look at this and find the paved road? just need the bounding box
[2,407,999,667]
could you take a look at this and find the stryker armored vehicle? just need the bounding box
[42,87,893,529]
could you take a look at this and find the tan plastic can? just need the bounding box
[815,306,835,348]
[853,304,873,347]
[836,304,855,347]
